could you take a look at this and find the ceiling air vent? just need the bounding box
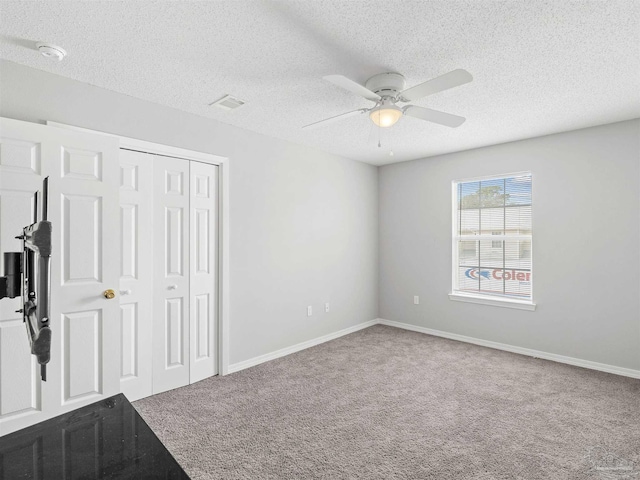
[210,94,246,111]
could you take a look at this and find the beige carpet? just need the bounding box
[134,325,640,479]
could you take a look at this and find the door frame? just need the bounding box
[47,121,231,376]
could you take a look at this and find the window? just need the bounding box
[450,173,534,309]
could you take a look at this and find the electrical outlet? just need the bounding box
[414,296,419,305]
[325,303,330,313]
[307,306,312,316]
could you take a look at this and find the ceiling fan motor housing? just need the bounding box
[365,73,406,99]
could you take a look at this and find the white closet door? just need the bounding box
[190,162,218,382]
[119,150,153,401]
[152,155,190,394]
[0,117,120,436]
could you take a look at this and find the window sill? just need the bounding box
[448,292,536,311]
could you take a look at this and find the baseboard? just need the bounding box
[378,319,640,379]
[227,319,379,374]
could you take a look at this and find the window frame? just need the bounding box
[449,171,536,311]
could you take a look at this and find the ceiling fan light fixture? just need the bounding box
[306,68,471,131]
[369,105,402,128]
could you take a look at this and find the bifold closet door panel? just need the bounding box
[119,150,153,401]
[189,162,218,382]
[152,155,190,395]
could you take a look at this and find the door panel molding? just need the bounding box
[62,310,102,403]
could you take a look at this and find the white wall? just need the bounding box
[379,119,640,370]
[0,60,379,365]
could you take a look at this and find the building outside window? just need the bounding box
[452,173,533,305]
[491,231,502,249]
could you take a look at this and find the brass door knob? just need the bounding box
[103,289,116,299]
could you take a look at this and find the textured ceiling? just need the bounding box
[0,1,639,166]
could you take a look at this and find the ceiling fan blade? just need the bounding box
[323,75,381,102]
[403,105,466,128]
[399,69,472,102]
[302,108,368,130]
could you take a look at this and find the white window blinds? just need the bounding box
[453,173,532,301]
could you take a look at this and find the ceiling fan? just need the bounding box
[302,69,472,130]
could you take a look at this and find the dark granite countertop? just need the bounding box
[0,394,190,479]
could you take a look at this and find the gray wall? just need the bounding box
[3,59,638,372]
[379,119,640,370]
[0,60,379,365]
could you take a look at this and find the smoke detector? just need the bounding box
[36,42,67,61]
[210,94,246,111]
